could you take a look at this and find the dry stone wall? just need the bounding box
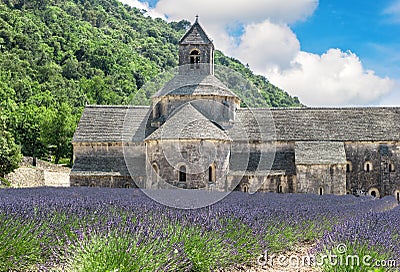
[5,157,70,188]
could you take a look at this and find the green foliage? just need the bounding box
[67,233,187,272]
[0,216,50,271]
[0,176,11,186]
[41,102,77,164]
[0,115,22,177]
[0,0,302,163]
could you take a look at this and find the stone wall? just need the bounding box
[345,142,400,197]
[296,164,346,195]
[6,157,70,188]
[146,139,230,190]
[154,96,238,128]
[70,175,136,188]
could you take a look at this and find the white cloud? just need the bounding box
[383,0,400,23]
[378,80,400,105]
[266,49,395,106]
[119,0,166,19]
[234,20,300,72]
[155,0,318,24]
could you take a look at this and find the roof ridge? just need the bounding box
[179,17,213,44]
[85,105,150,109]
[245,106,400,111]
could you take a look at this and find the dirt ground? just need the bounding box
[220,242,321,272]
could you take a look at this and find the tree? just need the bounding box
[41,102,76,164]
[12,104,48,166]
[0,115,22,178]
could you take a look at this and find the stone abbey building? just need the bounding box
[72,18,400,200]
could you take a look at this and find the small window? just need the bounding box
[394,190,400,202]
[278,185,283,193]
[364,161,373,172]
[179,165,186,182]
[125,183,131,189]
[389,163,395,173]
[368,187,380,198]
[319,187,324,195]
[208,164,216,183]
[346,161,352,173]
[190,49,200,69]
[242,184,249,193]
[152,163,159,183]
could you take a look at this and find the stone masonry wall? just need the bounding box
[6,157,70,188]
[345,142,400,197]
[146,139,230,190]
[296,164,346,195]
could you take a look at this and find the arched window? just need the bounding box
[125,183,131,189]
[153,102,161,119]
[368,187,380,198]
[319,187,324,195]
[346,161,352,173]
[208,164,216,183]
[396,191,400,202]
[152,163,160,184]
[278,185,283,193]
[179,165,186,182]
[364,161,373,172]
[389,163,395,173]
[190,49,200,69]
[242,184,249,193]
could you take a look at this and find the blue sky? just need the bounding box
[291,0,400,79]
[121,0,400,106]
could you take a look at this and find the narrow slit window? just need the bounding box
[179,165,186,182]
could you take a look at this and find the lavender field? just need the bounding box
[0,188,399,271]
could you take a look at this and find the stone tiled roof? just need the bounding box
[73,106,150,143]
[146,103,230,141]
[179,19,212,45]
[73,106,400,143]
[235,107,400,141]
[229,150,295,175]
[153,74,237,98]
[295,141,347,165]
[71,155,146,176]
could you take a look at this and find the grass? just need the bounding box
[0,176,11,187]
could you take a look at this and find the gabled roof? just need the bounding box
[153,74,238,98]
[295,141,347,165]
[73,106,400,144]
[179,17,213,45]
[72,105,149,143]
[232,107,400,142]
[145,103,230,141]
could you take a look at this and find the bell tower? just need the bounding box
[178,16,214,75]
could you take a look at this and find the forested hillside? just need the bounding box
[0,0,302,165]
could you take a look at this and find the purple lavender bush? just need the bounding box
[0,187,397,271]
